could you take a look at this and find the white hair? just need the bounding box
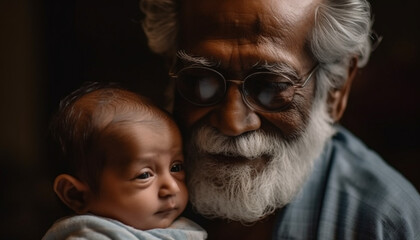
[140,0,374,102]
[139,0,178,58]
[185,102,335,222]
[311,0,373,103]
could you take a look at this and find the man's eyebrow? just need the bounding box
[176,50,300,78]
[176,50,220,67]
[253,61,299,78]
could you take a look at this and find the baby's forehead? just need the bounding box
[107,115,172,134]
[99,116,180,168]
[94,106,174,140]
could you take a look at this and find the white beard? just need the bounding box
[186,102,335,223]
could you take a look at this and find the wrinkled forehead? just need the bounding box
[179,0,320,49]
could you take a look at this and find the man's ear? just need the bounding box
[327,58,358,122]
[53,174,91,214]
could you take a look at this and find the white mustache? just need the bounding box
[192,127,281,159]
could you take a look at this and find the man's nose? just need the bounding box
[209,82,261,136]
[158,174,180,198]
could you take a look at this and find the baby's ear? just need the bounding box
[53,174,91,214]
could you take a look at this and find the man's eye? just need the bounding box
[137,172,152,179]
[171,163,184,173]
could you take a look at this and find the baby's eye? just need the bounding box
[170,163,184,173]
[137,172,152,179]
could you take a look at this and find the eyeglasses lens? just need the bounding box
[243,73,295,111]
[176,67,225,106]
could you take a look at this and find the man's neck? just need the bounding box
[200,214,277,240]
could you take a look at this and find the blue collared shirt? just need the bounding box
[274,126,420,239]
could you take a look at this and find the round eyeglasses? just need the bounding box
[170,64,319,112]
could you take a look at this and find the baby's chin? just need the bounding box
[144,210,186,230]
[127,218,174,230]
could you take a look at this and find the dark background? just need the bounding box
[1,0,419,239]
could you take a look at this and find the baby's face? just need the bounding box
[87,119,188,230]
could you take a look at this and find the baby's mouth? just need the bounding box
[156,207,178,215]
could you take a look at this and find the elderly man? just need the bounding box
[140,0,420,239]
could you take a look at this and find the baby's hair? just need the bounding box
[49,82,170,193]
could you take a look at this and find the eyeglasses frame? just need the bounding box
[170,64,319,112]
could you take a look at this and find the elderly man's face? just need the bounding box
[174,0,332,222]
[176,0,320,137]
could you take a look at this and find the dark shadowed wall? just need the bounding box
[0,0,419,239]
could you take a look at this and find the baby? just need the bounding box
[43,82,207,239]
